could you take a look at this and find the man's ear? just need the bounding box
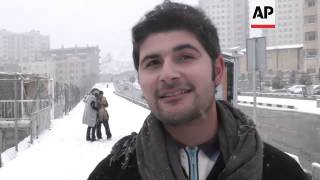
[213,55,225,86]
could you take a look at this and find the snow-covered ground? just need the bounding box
[0,83,150,180]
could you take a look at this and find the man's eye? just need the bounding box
[145,59,161,68]
[178,55,193,62]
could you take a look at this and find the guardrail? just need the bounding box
[239,92,320,100]
[237,100,296,109]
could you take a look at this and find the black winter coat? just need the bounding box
[88,133,308,180]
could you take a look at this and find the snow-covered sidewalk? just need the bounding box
[0,83,150,180]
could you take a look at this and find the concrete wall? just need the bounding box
[237,105,320,171]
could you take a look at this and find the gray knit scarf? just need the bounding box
[136,100,263,180]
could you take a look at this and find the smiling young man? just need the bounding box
[88,2,308,180]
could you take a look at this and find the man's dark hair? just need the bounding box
[132,1,221,75]
[90,88,100,94]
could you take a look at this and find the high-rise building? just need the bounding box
[0,30,50,65]
[303,0,320,75]
[263,0,304,46]
[199,0,249,49]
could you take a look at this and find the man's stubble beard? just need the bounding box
[151,83,215,127]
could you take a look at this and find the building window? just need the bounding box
[304,32,317,41]
[305,0,316,7]
[304,15,317,24]
[307,68,316,73]
[304,49,318,58]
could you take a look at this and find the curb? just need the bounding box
[237,100,295,109]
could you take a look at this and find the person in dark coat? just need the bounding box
[96,90,112,140]
[82,88,99,142]
[88,2,308,180]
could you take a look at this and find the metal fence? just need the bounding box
[29,105,51,143]
[0,73,55,167]
[0,99,52,167]
[0,100,50,119]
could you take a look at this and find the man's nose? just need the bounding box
[159,59,180,83]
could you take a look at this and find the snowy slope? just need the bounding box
[0,83,150,180]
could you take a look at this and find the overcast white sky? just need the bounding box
[0,0,199,59]
[0,0,261,61]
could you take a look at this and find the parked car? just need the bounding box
[287,85,306,94]
[312,85,320,95]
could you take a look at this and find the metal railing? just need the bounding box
[0,99,50,119]
[29,106,51,143]
[0,99,52,167]
[0,99,51,138]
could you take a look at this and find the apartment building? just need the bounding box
[49,46,100,89]
[303,0,320,74]
[199,0,249,49]
[262,0,304,46]
[0,30,49,65]
[20,46,100,94]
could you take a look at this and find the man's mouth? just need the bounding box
[159,89,192,99]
